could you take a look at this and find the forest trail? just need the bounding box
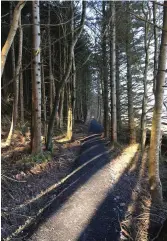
[28,135,143,241]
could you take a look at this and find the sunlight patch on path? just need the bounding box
[109,144,140,186]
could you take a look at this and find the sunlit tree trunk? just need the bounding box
[149,2,167,204]
[66,83,73,140]
[102,1,108,137]
[66,2,75,140]
[6,15,23,145]
[31,0,42,154]
[1,0,25,77]
[153,2,158,96]
[110,1,117,142]
[126,4,136,144]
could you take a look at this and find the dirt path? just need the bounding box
[26,135,141,241]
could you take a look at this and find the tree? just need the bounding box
[31,0,42,154]
[6,15,23,146]
[46,1,86,150]
[1,0,26,77]
[141,3,151,152]
[126,3,136,144]
[149,1,167,204]
[102,1,108,137]
[110,1,117,142]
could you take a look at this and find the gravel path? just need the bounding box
[28,135,140,241]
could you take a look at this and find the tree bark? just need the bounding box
[149,2,167,204]
[6,15,23,146]
[31,0,42,154]
[126,4,136,144]
[153,2,158,96]
[116,46,121,134]
[20,66,24,123]
[41,60,47,139]
[10,2,16,81]
[59,88,65,129]
[110,1,117,142]
[1,0,26,77]
[141,5,150,152]
[48,3,54,114]
[102,1,108,137]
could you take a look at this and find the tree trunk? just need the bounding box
[116,46,121,135]
[102,1,108,137]
[41,60,47,139]
[10,2,16,81]
[72,54,76,126]
[126,4,136,144]
[141,6,150,152]
[48,3,54,114]
[1,0,25,77]
[153,2,158,96]
[59,88,64,129]
[31,0,42,154]
[6,15,23,146]
[110,1,117,142]
[66,83,73,140]
[20,66,24,123]
[149,2,167,204]
[46,91,60,151]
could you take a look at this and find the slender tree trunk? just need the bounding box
[153,2,158,96]
[41,60,47,139]
[66,83,73,140]
[72,53,76,125]
[126,5,136,144]
[48,3,54,114]
[31,0,42,154]
[149,2,167,204]
[6,15,23,145]
[59,88,64,129]
[20,66,24,123]
[1,0,25,77]
[116,46,121,134]
[110,1,117,142]
[102,1,108,137]
[10,2,16,81]
[46,91,60,150]
[141,8,149,152]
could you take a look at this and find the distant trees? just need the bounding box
[46,0,86,150]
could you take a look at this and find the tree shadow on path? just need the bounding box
[19,136,141,241]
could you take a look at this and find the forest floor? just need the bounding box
[1,123,167,241]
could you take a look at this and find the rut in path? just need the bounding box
[28,134,140,241]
